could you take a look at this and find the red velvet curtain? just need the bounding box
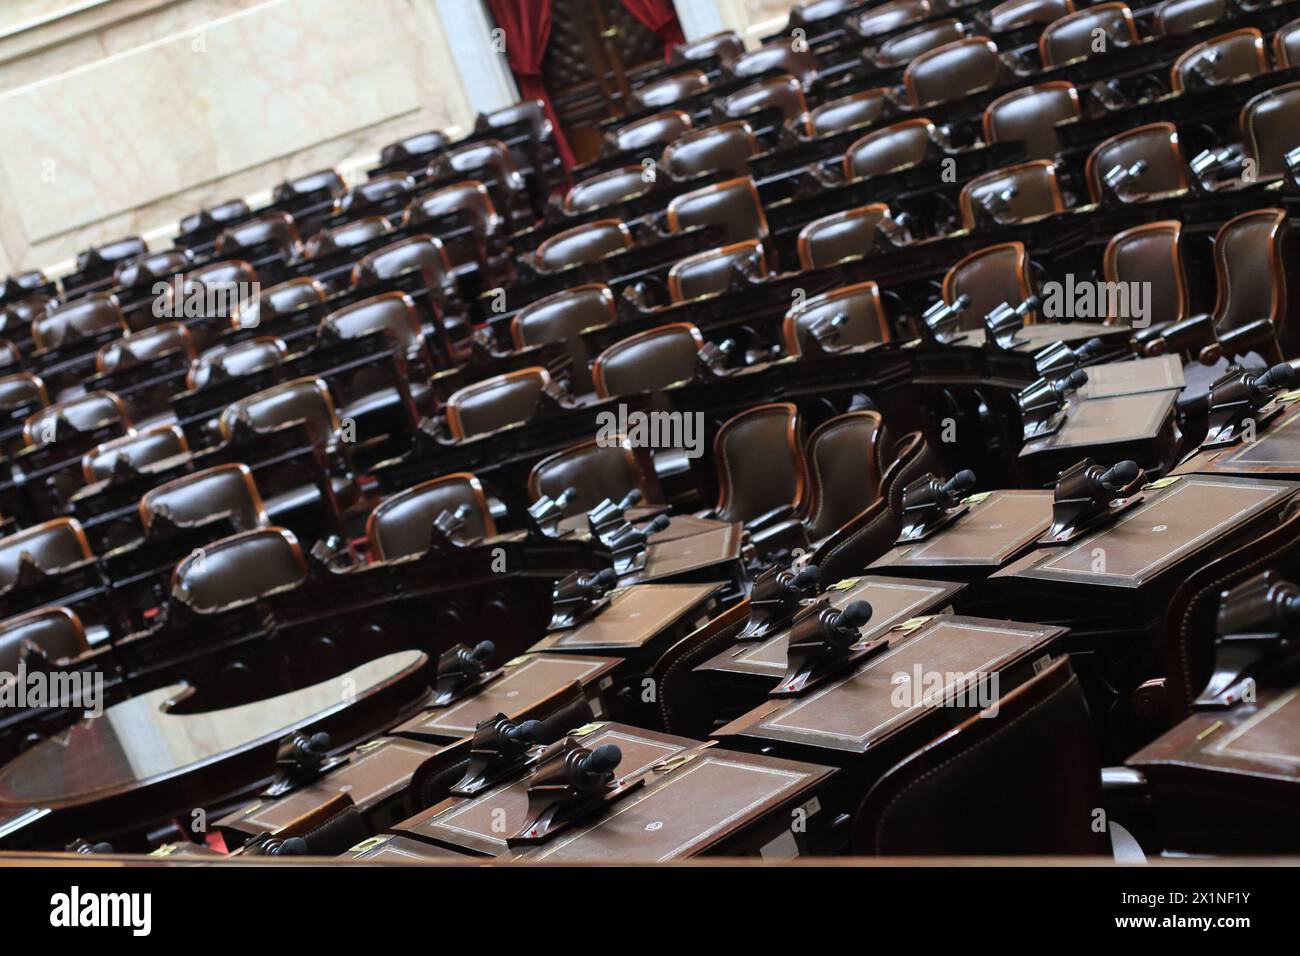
[485,0,575,170]
[619,0,685,60]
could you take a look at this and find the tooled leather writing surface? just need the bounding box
[537,583,721,651]
[1130,686,1300,782]
[1076,355,1184,398]
[699,576,962,677]
[402,726,689,854]
[1020,390,1177,452]
[636,525,743,579]
[522,752,831,862]
[232,737,442,832]
[1177,400,1300,475]
[997,476,1298,587]
[403,654,617,736]
[0,651,426,809]
[871,490,1053,569]
[720,618,1060,753]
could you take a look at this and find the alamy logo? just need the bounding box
[0,665,103,717]
[151,273,258,321]
[595,404,706,459]
[1039,275,1150,328]
[50,886,151,936]
[890,665,1000,717]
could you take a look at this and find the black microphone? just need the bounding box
[1014,295,1040,320]
[582,568,620,593]
[1250,363,1294,400]
[617,488,643,509]
[793,565,823,592]
[470,640,495,661]
[1077,337,1104,360]
[275,837,309,856]
[832,600,873,638]
[1062,368,1088,391]
[647,514,671,533]
[576,743,622,777]
[503,719,544,744]
[1098,460,1140,492]
[944,469,977,498]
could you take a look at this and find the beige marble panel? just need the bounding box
[0,0,481,274]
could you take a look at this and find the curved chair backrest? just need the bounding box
[1242,80,1300,181]
[844,118,935,179]
[32,293,124,351]
[83,424,188,483]
[367,473,495,560]
[1170,28,1267,92]
[633,70,709,110]
[444,367,551,440]
[535,220,634,272]
[667,240,769,303]
[982,82,1080,161]
[943,242,1036,330]
[1211,207,1288,335]
[564,167,654,214]
[0,518,94,592]
[95,323,195,375]
[783,281,890,356]
[0,606,90,673]
[804,410,888,541]
[528,434,661,511]
[719,75,813,134]
[141,462,268,533]
[712,402,807,523]
[666,176,769,243]
[188,337,287,391]
[809,90,887,137]
[232,276,326,332]
[24,391,130,446]
[959,160,1065,229]
[592,323,704,398]
[904,37,1003,107]
[220,376,342,446]
[797,204,893,270]
[172,527,306,613]
[1039,3,1138,67]
[661,120,760,180]
[612,110,693,154]
[1085,122,1190,204]
[1103,220,1189,326]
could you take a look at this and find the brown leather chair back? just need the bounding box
[220,376,341,445]
[403,181,503,243]
[809,90,887,137]
[478,99,551,141]
[1,294,52,336]
[350,235,454,294]
[960,160,1065,228]
[712,402,807,523]
[593,323,704,398]
[0,340,19,371]
[1274,16,1300,68]
[612,110,693,154]
[320,292,428,365]
[1211,208,1288,336]
[0,373,47,411]
[720,75,813,134]
[1103,221,1189,326]
[671,31,743,65]
[904,37,1003,107]
[170,260,259,319]
[1242,80,1300,181]
[804,411,887,541]
[332,174,416,218]
[1085,122,1190,204]
[272,169,345,205]
[845,118,934,179]
[810,430,936,578]
[95,323,195,374]
[983,82,1080,160]
[83,425,188,483]
[535,220,633,272]
[1153,0,1224,36]
[367,473,495,559]
[666,176,769,243]
[216,212,301,261]
[944,242,1035,330]
[667,240,769,302]
[32,293,125,351]
[445,367,551,439]
[875,19,967,68]
[0,607,89,673]
[661,121,759,180]
[987,0,1074,33]
[564,167,654,214]
[798,204,892,269]
[188,337,287,390]
[528,435,662,511]
[848,0,933,38]
[430,140,521,188]
[228,277,322,332]
[379,130,448,166]
[304,216,393,260]
[852,658,1107,855]
[511,284,612,393]
[172,527,305,613]
[731,43,819,90]
[24,391,130,446]
[113,250,191,290]
[1039,3,1139,66]
[1171,28,1267,92]
[75,236,146,276]
[784,281,890,356]
[0,518,93,591]
[634,70,709,109]
[141,463,268,533]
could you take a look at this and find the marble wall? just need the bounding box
[0,0,517,276]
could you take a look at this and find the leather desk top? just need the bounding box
[530,583,723,653]
[870,490,1054,574]
[1174,398,1300,478]
[695,576,962,679]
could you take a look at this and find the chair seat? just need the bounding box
[339,380,432,422]
[264,475,355,519]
